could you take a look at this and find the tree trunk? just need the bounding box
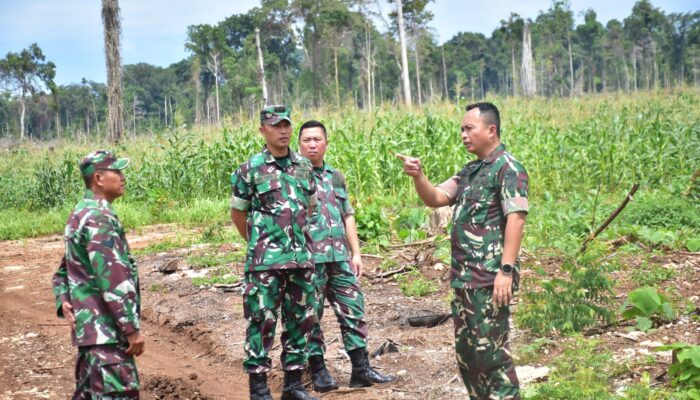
[255,28,268,106]
[193,59,202,125]
[396,0,412,106]
[521,24,537,97]
[19,94,26,139]
[414,36,422,106]
[441,45,448,98]
[212,52,220,124]
[632,45,638,92]
[334,48,340,107]
[102,0,124,142]
[511,45,517,97]
[366,25,372,110]
[567,30,574,97]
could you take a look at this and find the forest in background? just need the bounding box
[0,0,699,140]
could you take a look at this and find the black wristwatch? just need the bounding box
[500,263,514,275]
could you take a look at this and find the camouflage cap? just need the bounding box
[79,150,130,177]
[260,105,291,125]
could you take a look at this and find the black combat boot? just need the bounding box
[249,373,273,400]
[348,347,398,388]
[280,370,318,400]
[308,355,339,393]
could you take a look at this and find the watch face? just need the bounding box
[501,264,513,274]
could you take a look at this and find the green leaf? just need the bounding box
[679,346,700,368]
[635,316,653,332]
[628,287,662,316]
[687,238,700,252]
[662,302,676,320]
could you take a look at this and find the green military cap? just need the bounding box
[79,150,130,177]
[260,105,291,125]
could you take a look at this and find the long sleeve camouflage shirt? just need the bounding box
[230,147,317,272]
[308,163,355,263]
[438,144,529,289]
[52,189,140,347]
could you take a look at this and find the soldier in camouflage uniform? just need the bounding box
[230,106,319,400]
[398,102,528,400]
[298,120,397,392]
[52,150,144,399]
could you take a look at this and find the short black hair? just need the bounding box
[298,120,328,140]
[466,102,500,137]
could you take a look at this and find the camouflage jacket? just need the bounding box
[309,163,355,263]
[438,144,529,289]
[52,190,141,347]
[230,147,317,272]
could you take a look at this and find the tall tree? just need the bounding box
[102,0,124,141]
[0,43,56,139]
[395,0,412,106]
[521,23,537,97]
[576,9,605,92]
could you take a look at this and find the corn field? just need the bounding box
[1,91,698,243]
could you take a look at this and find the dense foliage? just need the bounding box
[1,0,699,139]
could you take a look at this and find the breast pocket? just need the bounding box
[295,179,312,203]
[256,179,282,209]
[456,186,494,225]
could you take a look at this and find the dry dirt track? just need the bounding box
[0,233,251,400]
[0,227,460,400]
[3,226,699,400]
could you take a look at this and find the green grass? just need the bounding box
[395,270,438,297]
[522,336,671,400]
[191,266,240,287]
[187,250,244,270]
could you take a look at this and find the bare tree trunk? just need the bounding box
[102,0,124,142]
[414,36,422,106]
[521,24,537,97]
[366,27,372,110]
[567,30,574,97]
[652,40,659,90]
[441,45,448,98]
[334,48,340,107]
[622,49,630,93]
[19,94,26,139]
[632,45,638,92]
[193,59,202,124]
[396,0,412,106]
[511,45,517,97]
[255,28,268,106]
[209,52,221,125]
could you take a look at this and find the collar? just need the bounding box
[262,146,303,164]
[83,189,114,210]
[481,143,506,164]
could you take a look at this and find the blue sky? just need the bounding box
[1,0,697,86]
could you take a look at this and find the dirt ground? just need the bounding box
[1,224,699,399]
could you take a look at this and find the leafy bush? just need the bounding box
[517,248,614,335]
[655,343,700,399]
[619,286,675,332]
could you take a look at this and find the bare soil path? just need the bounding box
[2,224,699,399]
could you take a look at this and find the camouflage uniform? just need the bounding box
[307,163,368,356]
[52,150,140,400]
[438,143,528,400]
[230,146,318,373]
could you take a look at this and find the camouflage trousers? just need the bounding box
[242,268,317,373]
[452,287,520,400]
[73,343,140,400]
[309,261,368,356]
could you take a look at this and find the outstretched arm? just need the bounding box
[396,154,450,208]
